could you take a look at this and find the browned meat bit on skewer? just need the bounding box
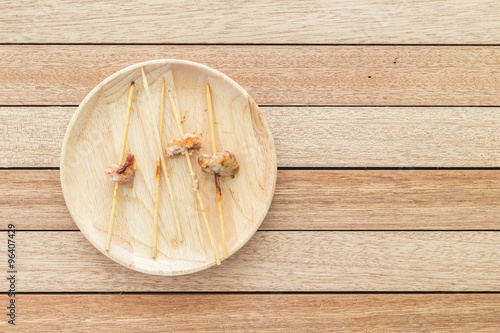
[106,154,137,186]
[190,172,199,191]
[197,150,240,177]
[164,132,202,157]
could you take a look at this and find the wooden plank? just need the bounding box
[3,106,500,168]
[3,169,500,231]
[10,231,500,291]
[2,46,500,106]
[2,1,499,44]
[2,294,499,331]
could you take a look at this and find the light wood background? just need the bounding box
[2,1,500,331]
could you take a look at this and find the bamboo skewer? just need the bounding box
[152,78,166,258]
[168,90,221,265]
[206,84,228,258]
[106,82,135,251]
[140,67,183,242]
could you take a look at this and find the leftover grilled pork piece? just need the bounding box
[197,150,240,177]
[164,132,202,157]
[106,154,137,186]
[190,172,199,191]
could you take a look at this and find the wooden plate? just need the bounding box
[60,60,277,275]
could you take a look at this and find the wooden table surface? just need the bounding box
[2,1,500,331]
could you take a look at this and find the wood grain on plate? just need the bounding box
[3,170,500,231]
[60,60,276,275]
[1,0,499,44]
[4,106,500,168]
[10,231,500,292]
[2,294,498,332]
[2,46,500,106]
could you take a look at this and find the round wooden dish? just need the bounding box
[60,60,277,275]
